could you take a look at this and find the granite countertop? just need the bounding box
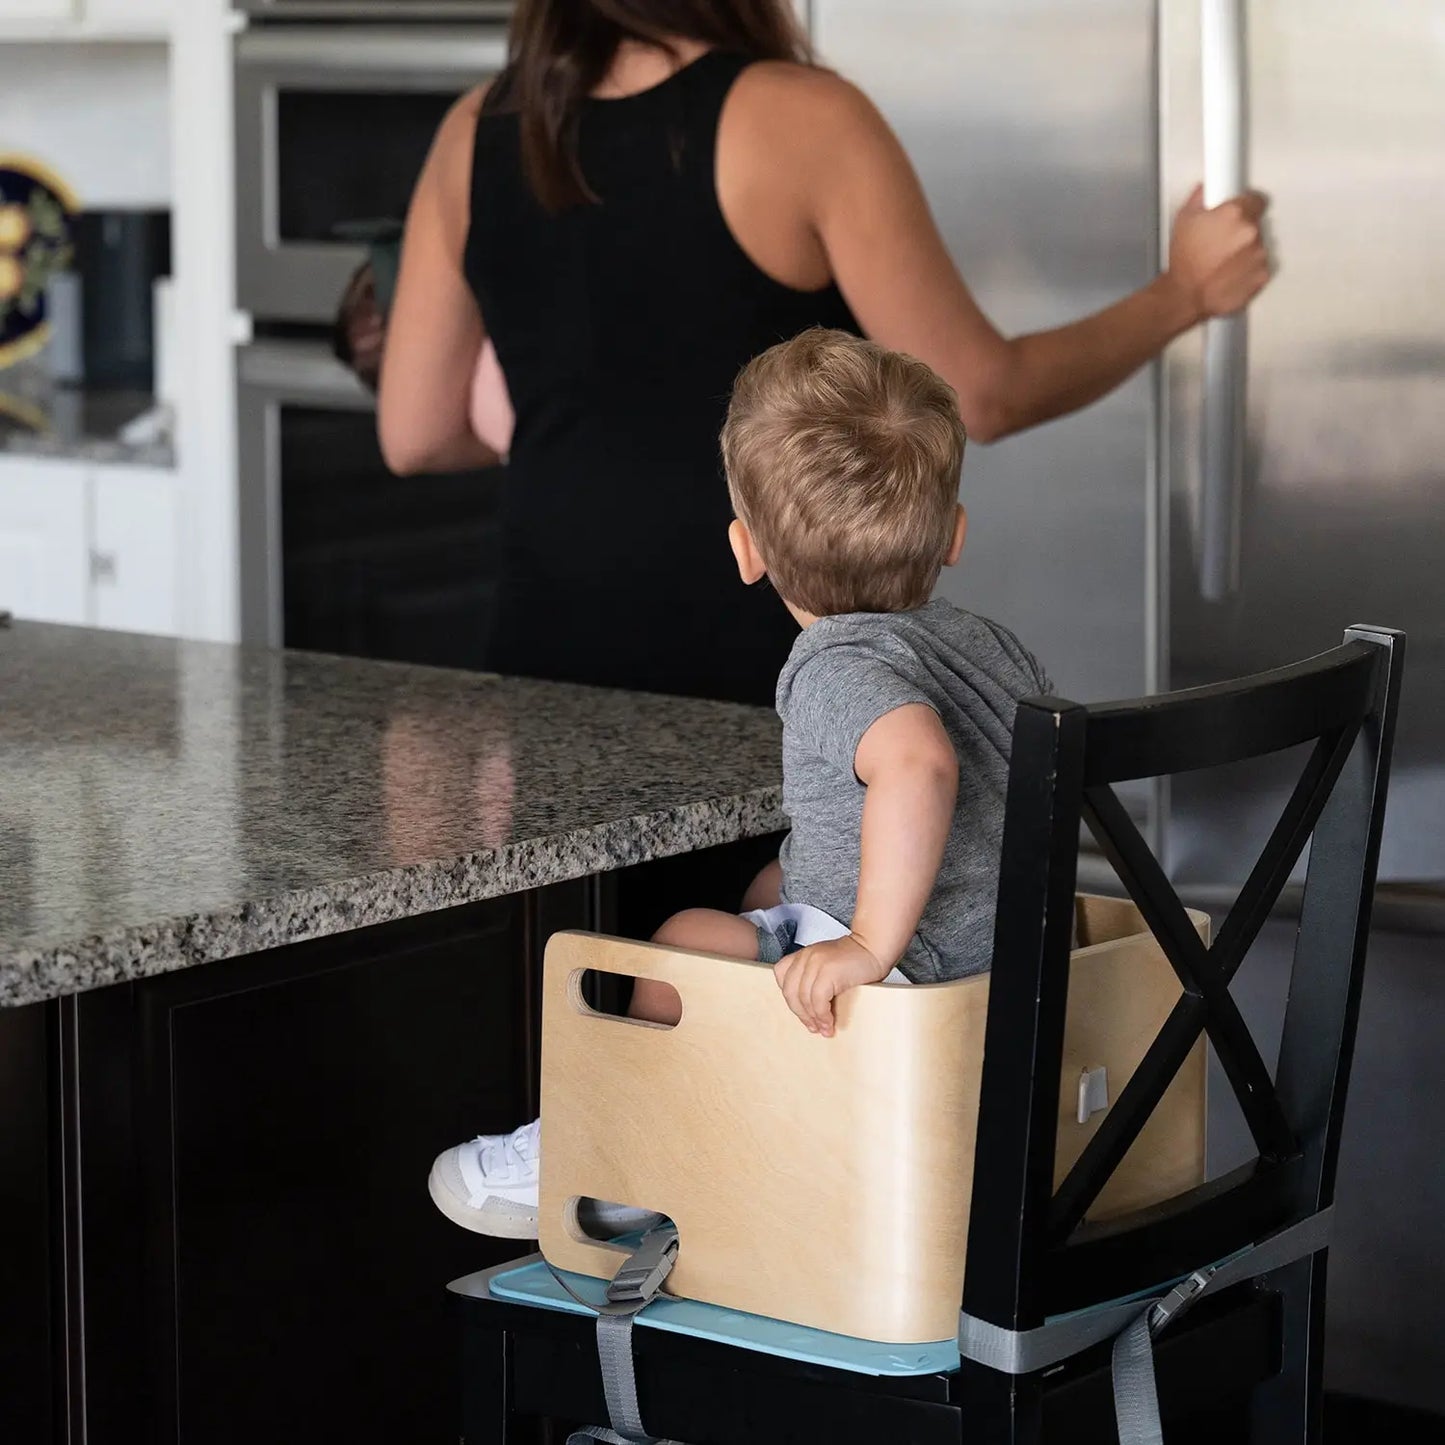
[0,365,175,468]
[0,623,784,1008]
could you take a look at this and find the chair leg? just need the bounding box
[462,1325,517,1445]
[1250,1255,1328,1444]
[953,1359,1044,1445]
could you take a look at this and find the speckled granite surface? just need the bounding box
[0,367,175,468]
[0,623,784,1007]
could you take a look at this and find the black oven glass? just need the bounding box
[276,89,460,241]
[279,405,502,669]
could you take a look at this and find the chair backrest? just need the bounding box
[961,625,1405,1332]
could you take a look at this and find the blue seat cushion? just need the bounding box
[488,1259,961,1378]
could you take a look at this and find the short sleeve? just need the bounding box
[781,642,938,779]
[986,617,1052,696]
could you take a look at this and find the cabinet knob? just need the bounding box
[90,551,117,585]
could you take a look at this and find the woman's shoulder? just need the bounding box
[414,83,493,239]
[438,82,492,143]
[429,82,498,171]
[722,60,899,186]
[730,60,888,136]
[422,84,490,170]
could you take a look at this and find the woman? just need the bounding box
[382,0,1269,1237]
[379,0,1268,710]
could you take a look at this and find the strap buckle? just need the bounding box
[606,1226,679,1309]
[1148,1266,1215,1336]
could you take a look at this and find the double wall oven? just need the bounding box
[234,2,512,21]
[235,10,511,664]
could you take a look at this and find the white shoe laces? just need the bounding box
[474,1118,540,1186]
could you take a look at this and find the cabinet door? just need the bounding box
[91,468,178,636]
[0,460,88,625]
[0,1005,53,1445]
[71,889,578,1442]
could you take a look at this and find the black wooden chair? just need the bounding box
[449,625,1404,1445]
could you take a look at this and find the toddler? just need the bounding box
[428,329,1051,1238]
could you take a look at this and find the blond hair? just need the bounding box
[721,330,966,616]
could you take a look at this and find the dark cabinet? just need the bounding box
[44,881,594,1444]
[0,1004,56,1443]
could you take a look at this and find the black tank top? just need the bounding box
[465,51,860,707]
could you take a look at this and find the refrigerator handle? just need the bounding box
[1199,0,1248,601]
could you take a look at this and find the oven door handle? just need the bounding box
[236,25,509,77]
[238,341,376,410]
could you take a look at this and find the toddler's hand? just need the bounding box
[774,935,890,1038]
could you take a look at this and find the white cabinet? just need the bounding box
[0,459,179,634]
[0,2,76,21]
[91,467,178,635]
[0,459,89,625]
[0,0,171,36]
[82,0,172,34]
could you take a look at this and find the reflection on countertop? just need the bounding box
[0,623,784,1007]
[0,364,175,468]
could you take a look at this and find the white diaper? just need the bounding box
[741,902,910,984]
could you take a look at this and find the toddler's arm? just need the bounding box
[775,704,957,1036]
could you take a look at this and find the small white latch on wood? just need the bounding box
[1077,1066,1109,1124]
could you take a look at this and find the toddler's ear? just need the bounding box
[944,505,968,567]
[729,519,768,586]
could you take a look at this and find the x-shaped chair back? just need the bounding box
[963,625,1404,1339]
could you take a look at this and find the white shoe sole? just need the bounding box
[427,1158,539,1240]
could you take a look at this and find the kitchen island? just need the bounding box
[0,622,783,1444]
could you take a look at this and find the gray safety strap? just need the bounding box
[957,1294,1152,1375]
[596,1309,651,1441]
[1111,1309,1164,1445]
[958,1207,1333,1445]
[567,1427,639,1445]
[556,1224,685,1445]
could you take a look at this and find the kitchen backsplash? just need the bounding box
[0,43,169,209]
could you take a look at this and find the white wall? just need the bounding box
[0,41,170,207]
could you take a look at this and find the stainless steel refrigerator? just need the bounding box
[809,0,1444,1416]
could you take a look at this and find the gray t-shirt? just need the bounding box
[776,599,1050,983]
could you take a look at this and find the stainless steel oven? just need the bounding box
[235,23,508,324]
[238,340,502,662]
[235,2,513,19]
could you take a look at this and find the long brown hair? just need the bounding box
[490,0,813,212]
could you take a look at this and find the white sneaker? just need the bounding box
[427,1118,665,1241]
[428,1119,542,1239]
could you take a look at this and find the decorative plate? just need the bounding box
[0,155,79,371]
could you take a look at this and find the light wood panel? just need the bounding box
[539,896,1208,1344]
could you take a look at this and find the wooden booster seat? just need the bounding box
[538,894,1208,1346]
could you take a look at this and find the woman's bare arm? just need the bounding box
[378,86,501,475]
[798,75,1269,443]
